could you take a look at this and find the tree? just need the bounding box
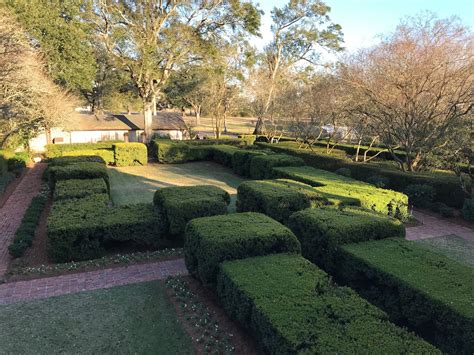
[251,0,343,134]
[341,14,473,171]
[93,0,261,140]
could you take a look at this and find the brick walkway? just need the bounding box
[0,164,46,277]
[0,258,187,305]
[406,210,474,241]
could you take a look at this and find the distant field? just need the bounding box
[183,115,257,136]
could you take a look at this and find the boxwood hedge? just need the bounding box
[45,142,115,158]
[288,207,405,271]
[216,254,439,354]
[53,178,108,201]
[184,212,300,288]
[232,149,267,177]
[47,162,109,190]
[209,145,241,168]
[150,139,212,163]
[275,166,408,218]
[49,155,107,166]
[248,154,305,179]
[153,185,230,236]
[62,149,115,165]
[236,179,327,223]
[113,143,147,166]
[336,238,474,354]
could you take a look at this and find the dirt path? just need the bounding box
[406,210,474,241]
[0,164,46,277]
[0,258,187,305]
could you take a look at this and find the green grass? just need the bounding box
[416,235,474,267]
[108,161,245,211]
[0,281,194,354]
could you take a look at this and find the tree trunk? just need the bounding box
[253,116,264,135]
[143,101,153,142]
[152,95,157,115]
[195,106,201,126]
[355,138,362,162]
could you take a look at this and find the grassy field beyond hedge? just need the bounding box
[108,161,245,209]
[0,281,194,354]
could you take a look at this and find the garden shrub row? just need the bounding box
[53,178,108,201]
[231,149,266,176]
[153,185,230,237]
[275,166,408,218]
[258,142,468,208]
[236,179,327,223]
[216,254,439,354]
[47,195,163,262]
[8,191,48,258]
[45,142,147,167]
[248,154,305,179]
[0,150,29,175]
[48,155,107,166]
[47,162,109,191]
[184,212,300,288]
[150,139,212,163]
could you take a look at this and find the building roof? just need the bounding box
[62,111,186,131]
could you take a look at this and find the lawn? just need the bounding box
[416,234,474,266]
[0,281,194,354]
[108,161,246,210]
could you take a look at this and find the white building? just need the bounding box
[29,111,187,152]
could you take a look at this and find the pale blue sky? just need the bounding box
[252,0,474,53]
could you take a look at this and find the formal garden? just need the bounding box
[0,137,472,354]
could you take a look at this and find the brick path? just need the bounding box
[0,258,187,305]
[406,210,474,241]
[0,164,46,277]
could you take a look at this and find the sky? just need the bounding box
[251,0,474,55]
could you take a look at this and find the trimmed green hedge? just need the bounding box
[236,179,327,223]
[249,154,305,179]
[47,196,163,262]
[62,149,115,164]
[232,150,267,177]
[216,254,439,354]
[275,166,408,218]
[113,143,147,166]
[153,185,230,236]
[184,212,300,288]
[47,162,109,190]
[0,150,29,174]
[209,145,241,168]
[53,178,108,201]
[8,193,48,258]
[288,207,405,271]
[258,142,468,208]
[45,142,115,158]
[335,238,474,354]
[49,155,107,166]
[150,140,213,163]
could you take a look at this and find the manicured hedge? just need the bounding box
[47,162,109,190]
[232,149,267,177]
[335,238,474,354]
[49,155,107,166]
[53,178,108,201]
[153,185,230,236]
[258,142,468,208]
[275,166,408,218]
[248,154,305,179]
[0,150,29,174]
[216,254,439,354]
[45,142,115,158]
[150,140,212,163]
[209,145,241,168]
[236,179,327,223]
[62,149,115,165]
[184,212,300,288]
[8,193,48,258]
[113,143,147,166]
[288,207,405,271]
[47,196,163,262]
[237,134,256,146]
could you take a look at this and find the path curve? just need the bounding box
[0,258,187,305]
[0,164,46,277]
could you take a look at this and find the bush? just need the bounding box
[236,179,327,223]
[53,178,108,201]
[9,193,48,258]
[45,142,115,158]
[216,254,439,354]
[336,237,474,354]
[237,134,256,146]
[366,175,390,188]
[275,166,409,218]
[209,145,241,167]
[47,162,109,190]
[335,167,351,177]
[153,185,230,236]
[150,139,212,163]
[439,204,455,218]
[62,149,115,165]
[47,196,163,262]
[49,155,107,166]
[403,184,436,208]
[0,150,29,173]
[113,143,147,166]
[232,150,267,177]
[462,198,474,221]
[249,154,305,179]
[288,207,405,272]
[184,212,300,288]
